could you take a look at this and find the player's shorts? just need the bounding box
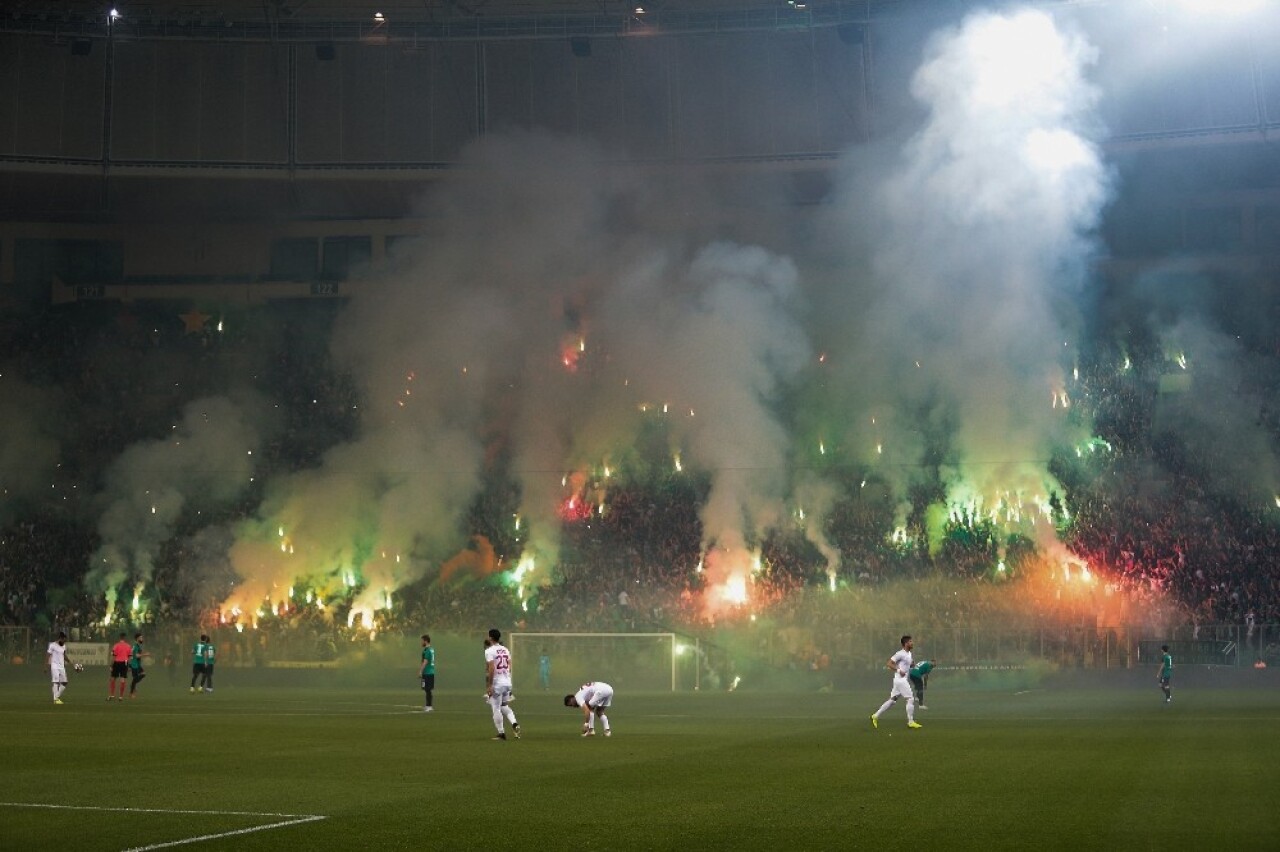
[488,683,513,707]
[421,674,435,691]
[1159,674,1171,686]
[50,665,66,683]
[890,674,914,700]
[587,684,614,709]
[112,661,129,678]
[192,663,206,675]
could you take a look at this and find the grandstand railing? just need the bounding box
[0,627,32,664]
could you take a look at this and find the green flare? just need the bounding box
[925,503,949,557]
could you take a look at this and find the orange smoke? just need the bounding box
[439,535,503,584]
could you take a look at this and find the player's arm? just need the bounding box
[885,657,898,673]
[485,659,496,696]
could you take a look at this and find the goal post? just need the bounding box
[510,632,678,692]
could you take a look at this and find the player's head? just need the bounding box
[135,632,144,641]
[901,635,913,649]
[488,628,501,642]
[422,634,431,644]
[1161,644,1169,653]
[57,631,67,643]
[564,694,578,707]
[119,632,127,640]
[201,634,209,642]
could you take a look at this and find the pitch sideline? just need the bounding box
[0,801,327,850]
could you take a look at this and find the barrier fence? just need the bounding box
[799,623,1280,672]
[3,622,1276,675]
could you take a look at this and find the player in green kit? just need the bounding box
[201,637,216,692]
[1158,644,1173,703]
[419,634,436,712]
[190,634,208,693]
[909,658,936,710]
[128,633,149,698]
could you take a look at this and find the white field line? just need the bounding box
[0,802,326,850]
[121,815,327,851]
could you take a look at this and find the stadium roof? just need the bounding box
[2,1,1095,40]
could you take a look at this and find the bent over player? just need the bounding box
[565,681,614,737]
[909,658,936,710]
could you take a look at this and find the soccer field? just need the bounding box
[3,673,1279,851]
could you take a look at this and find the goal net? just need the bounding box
[510,632,678,692]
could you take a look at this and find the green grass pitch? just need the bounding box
[3,672,1278,851]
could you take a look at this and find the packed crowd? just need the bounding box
[2,300,1279,646]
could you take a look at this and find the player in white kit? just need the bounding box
[46,631,69,705]
[564,681,614,737]
[871,635,922,730]
[484,629,521,741]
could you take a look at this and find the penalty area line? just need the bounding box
[0,802,326,850]
[121,815,327,851]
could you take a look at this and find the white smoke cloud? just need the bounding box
[594,241,812,600]
[820,7,1109,532]
[103,9,1119,620]
[204,130,815,617]
[86,394,270,616]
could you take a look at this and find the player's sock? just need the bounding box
[906,697,916,723]
[503,706,519,727]
[600,714,610,733]
[875,699,894,717]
